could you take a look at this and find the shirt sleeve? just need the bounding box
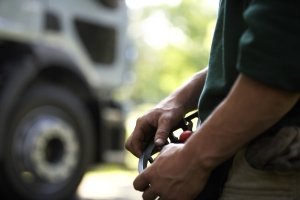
[237,0,300,92]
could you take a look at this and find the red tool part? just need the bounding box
[179,130,193,143]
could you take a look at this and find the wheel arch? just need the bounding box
[35,66,103,163]
[0,41,102,163]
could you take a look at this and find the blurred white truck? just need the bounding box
[0,0,131,199]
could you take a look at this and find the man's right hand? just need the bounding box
[125,105,185,158]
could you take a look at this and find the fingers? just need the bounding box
[125,115,157,157]
[134,166,157,193]
[142,186,160,200]
[154,114,178,146]
[134,173,150,192]
[134,170,160,200]
[124,134,143,158]
[125,109,180,157]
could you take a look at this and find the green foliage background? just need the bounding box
[118,0,218,105]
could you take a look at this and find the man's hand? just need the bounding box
[133,144,211,200]
[125,106,185,158]
[125,69,208,158]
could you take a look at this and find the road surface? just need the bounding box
[77,164,142,200]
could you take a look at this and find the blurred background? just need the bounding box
[0,0,218,199]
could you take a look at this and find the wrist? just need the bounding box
[180,126,230,172]
[180,142,215,173]
[156,97,187,115]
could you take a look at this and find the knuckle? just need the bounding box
[159,115,172,124]
[136,116,144,125]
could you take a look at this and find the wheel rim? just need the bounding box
[10,106,80,193]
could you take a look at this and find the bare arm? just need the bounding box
[134,73,300,200]
[125,67,207,157]
[185,74,300,170]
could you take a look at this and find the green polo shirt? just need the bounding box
[198,0,300,133]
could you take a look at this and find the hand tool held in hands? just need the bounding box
[137,111,233,200]
[138,111,198,173]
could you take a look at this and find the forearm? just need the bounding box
[183,74,300,170]
[158,67,207,114]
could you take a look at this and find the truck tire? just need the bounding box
[0,82,95,200]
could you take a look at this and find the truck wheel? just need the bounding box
[1,82,95,200]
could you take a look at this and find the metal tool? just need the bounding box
[138,111,199,173]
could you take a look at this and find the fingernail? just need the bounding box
[155,138,164,146]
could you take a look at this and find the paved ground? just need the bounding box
[76,109,147,200]
[76,164,142,200]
